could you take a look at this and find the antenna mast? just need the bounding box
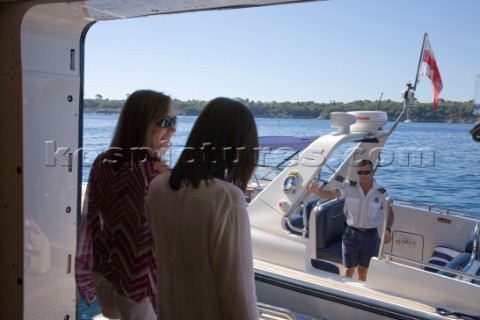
[413,32,428,91]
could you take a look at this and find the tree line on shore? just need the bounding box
[84,97,478,123]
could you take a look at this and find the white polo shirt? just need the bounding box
[338,180,389,229]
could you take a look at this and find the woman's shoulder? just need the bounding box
[210,179,245,205]
[150,171,170,188]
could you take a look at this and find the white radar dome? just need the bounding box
[330,112,357,134]
[348,111,388,132]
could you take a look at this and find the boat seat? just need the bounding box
[287,196,321,233]
[312,198,345,264]
[424,246,462,272]
[436,253,471,277]
[454,229,480,285]
[463,261,480,285]
[311,258,340,274]
[428,232,474,275]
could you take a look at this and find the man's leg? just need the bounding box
[357,231,380,281]
[357,265,368,281]
[342,227,359,278]
[344,267,355,278]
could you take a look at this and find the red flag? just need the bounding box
[419,36,443,111]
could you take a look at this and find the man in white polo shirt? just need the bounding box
[309,159,394,281]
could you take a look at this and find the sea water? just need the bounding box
[83,113,480,214]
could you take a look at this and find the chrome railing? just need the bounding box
[391,198,480,219]
[382,252,480,283]
[472,222,480,261]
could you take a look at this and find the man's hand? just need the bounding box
[383,229,392,244]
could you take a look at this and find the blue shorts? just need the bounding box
[342,226,380,268]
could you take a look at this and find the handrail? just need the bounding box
[284,216,307,237]
[257,303,296,320]
[285,185,330,238]
[377,197,393,258]
[472,222,480,261]
[390,198,480,220]
[383,252,480,283]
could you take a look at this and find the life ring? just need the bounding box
[469,123,480,142]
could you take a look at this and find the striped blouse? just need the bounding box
[75,155,160,310]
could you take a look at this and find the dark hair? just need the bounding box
[356,159,373,170]
[355,159,373,170]
[169,97,259,192]
[104,90,171,165]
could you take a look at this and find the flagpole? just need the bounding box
[413,32,428,91]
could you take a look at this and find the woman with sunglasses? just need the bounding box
[146,97,260,320]
[76,89,176,320]
[309,159,394,281]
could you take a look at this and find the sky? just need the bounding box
[84,0,480,104]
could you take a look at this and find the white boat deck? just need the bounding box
[254,259,441,319]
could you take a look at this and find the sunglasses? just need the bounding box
[156,115,177,128]
[357,170,372,175]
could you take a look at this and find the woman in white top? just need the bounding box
[146,97,259,320]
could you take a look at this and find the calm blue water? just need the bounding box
[82,113,480,214]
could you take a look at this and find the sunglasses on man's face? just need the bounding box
[156,115,177,128]
[357,170,372,175]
